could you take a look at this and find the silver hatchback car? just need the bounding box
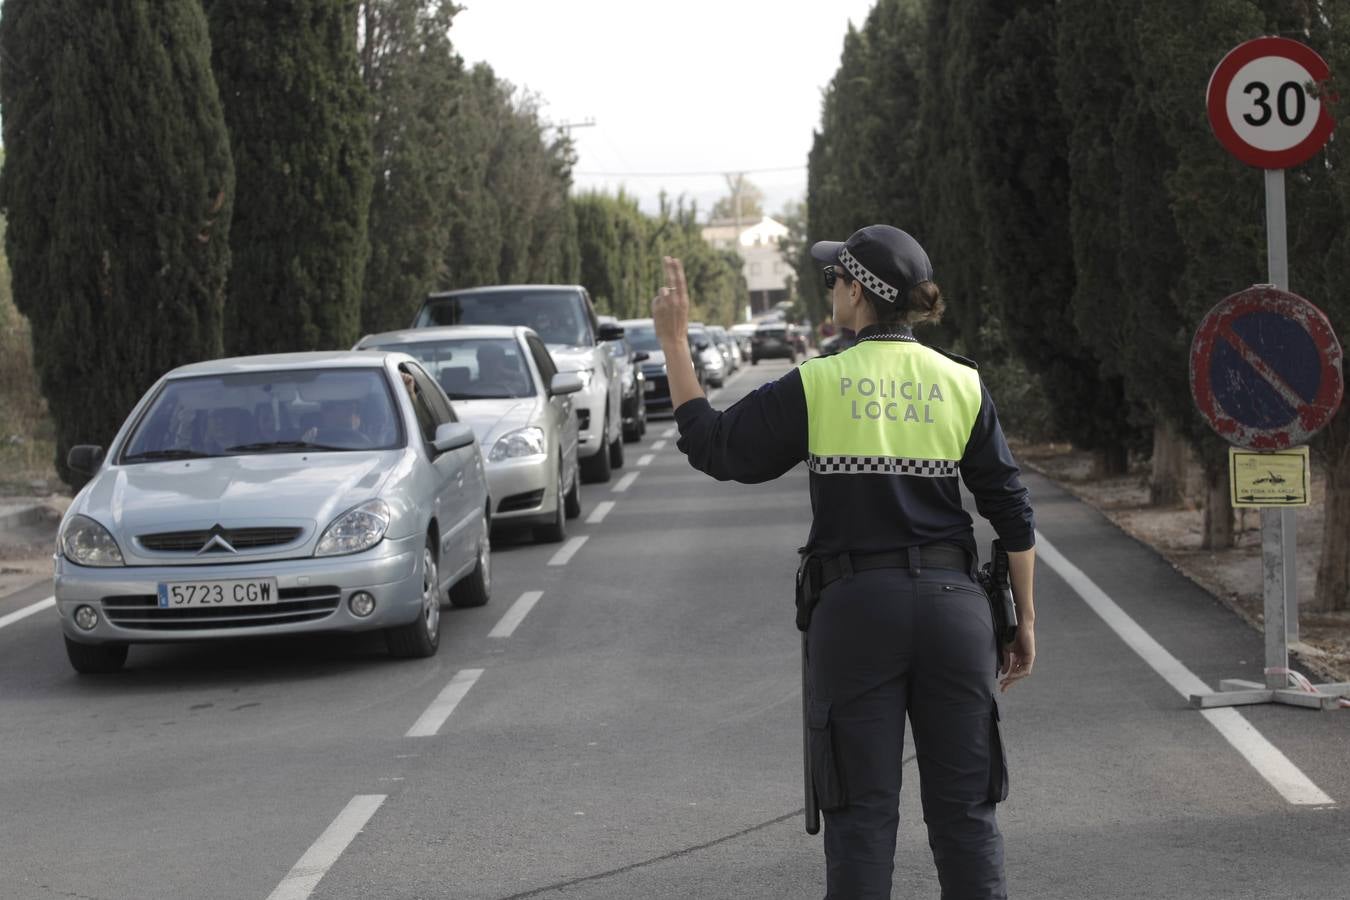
[55,352,491,673]
[355,326,585,543]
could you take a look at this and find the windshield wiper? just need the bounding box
[224,440,347,453]
[123,449,212,462]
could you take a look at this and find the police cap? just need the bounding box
[810,224,933,304]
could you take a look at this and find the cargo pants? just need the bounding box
[805,560,1009,899]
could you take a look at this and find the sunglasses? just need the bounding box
[823,265,838,289]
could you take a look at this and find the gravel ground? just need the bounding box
[1015,440,1349,683]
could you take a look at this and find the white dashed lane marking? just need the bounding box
[586,501,615,525]
[612,472,639,493]
[0,596,54,631]
[661,427,676,439]
[651,440,667,451]
[266,794,386,900]
[637,454,655,467]
[405,669,484,738]
[1036,533,1333,807]
[548,535,589,566]
[489,591,544,639]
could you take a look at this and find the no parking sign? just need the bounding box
[1189,285,1343,450]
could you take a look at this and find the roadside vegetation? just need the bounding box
[801,0,1350,612]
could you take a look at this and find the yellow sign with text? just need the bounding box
[1229,446,1310,507]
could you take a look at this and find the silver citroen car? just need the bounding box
[355,326,584,543]
[55,352,492,674]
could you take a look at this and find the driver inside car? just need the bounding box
[302,398,364,445]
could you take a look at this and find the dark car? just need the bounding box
[621,318,707,415]
[600,315,649,442]
[751,323,798,364]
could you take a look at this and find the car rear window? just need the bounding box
[416,290,591,348]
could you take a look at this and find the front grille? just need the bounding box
[645,374,670,400]
[498,489,545,513]
[101,585,341,631]
[576,408,591,431]
[139,527,304,553]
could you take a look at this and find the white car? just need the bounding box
[355,326,584,543]
[413,286,626,483]
[55,352,491,673]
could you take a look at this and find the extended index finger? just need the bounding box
[666,256,689,300]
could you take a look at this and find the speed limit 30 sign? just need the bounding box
[1207,36,1335,169]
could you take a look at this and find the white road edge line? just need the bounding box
[637,454,655,467]
[586,501,615,525]
[405,669,484,738]
[490,591,544,639]
[651,440,667,451]
[548,535,589,566]
[612,472,639,493]
[266,794,386,900]
[1036,532,1333,806]
[661,427,676,439]
[0,596,55,631]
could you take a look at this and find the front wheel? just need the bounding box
[386,536,442,658]
[65,637,128,674]
[580,415,612,483]
[534,464,568,543]
[563,462,582,519]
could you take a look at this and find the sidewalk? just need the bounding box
[0,497,65,599]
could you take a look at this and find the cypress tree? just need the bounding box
[1133,0,1266,549]
[206,0,373,354]
[0,0,234,486]
[965,1,1138,472]
[359,0,463,334]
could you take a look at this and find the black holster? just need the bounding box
[977,540,1018,645]
[795,552,823,632]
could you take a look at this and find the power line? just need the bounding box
[574,164,806,178]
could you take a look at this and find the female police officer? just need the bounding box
[651,225,1036,900]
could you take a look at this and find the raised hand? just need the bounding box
[652,256,690,348]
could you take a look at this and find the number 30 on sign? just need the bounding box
[1207,36,1335,169]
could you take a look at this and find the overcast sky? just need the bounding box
[450,0,879,220]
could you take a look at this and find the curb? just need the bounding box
[0,503,49,533]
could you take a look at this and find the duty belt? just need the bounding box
[819,542,970,589]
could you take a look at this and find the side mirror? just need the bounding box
[632,351,650,363]
[68,445,105,475]
[432,422,476,454]
[695,340,710,352]
[598,323,625,342]
[549,372,584,396]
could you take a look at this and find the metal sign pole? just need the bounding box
[1262,169,1299,663]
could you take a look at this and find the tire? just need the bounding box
[534,463,568,543]
[563,462,582,519]
[751,357,759,366]
[580,415,612,483]
[449,514,492,608]
[386,536,443,658]
[65,637,128,674]
[623,420,641,443]
[609,428,625,469]
[638,403,647,437]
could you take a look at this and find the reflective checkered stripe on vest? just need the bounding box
[799,342,982,476]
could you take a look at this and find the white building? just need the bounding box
[701,215,792,318]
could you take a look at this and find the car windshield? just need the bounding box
[624,323,661,353]
[374,338,535,400]
[121,368,403,461]
[416,290,590,347]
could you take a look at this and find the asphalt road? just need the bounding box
[1,358,1347,900]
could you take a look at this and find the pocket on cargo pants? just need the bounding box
[988,699,1009,803]
[808,699,848,811]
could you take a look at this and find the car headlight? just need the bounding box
[315,499,390,557]
[490,426,546,462]
[61,515,125,567]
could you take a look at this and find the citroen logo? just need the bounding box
[197,524,237,555]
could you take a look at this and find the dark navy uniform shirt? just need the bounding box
[674,324,1035,558]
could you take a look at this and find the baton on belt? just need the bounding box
[802,632,820,835]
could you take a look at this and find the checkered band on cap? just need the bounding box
[808,454,958,477]
[838,247,899,302]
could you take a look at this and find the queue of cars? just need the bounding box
[52,283,799,673]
